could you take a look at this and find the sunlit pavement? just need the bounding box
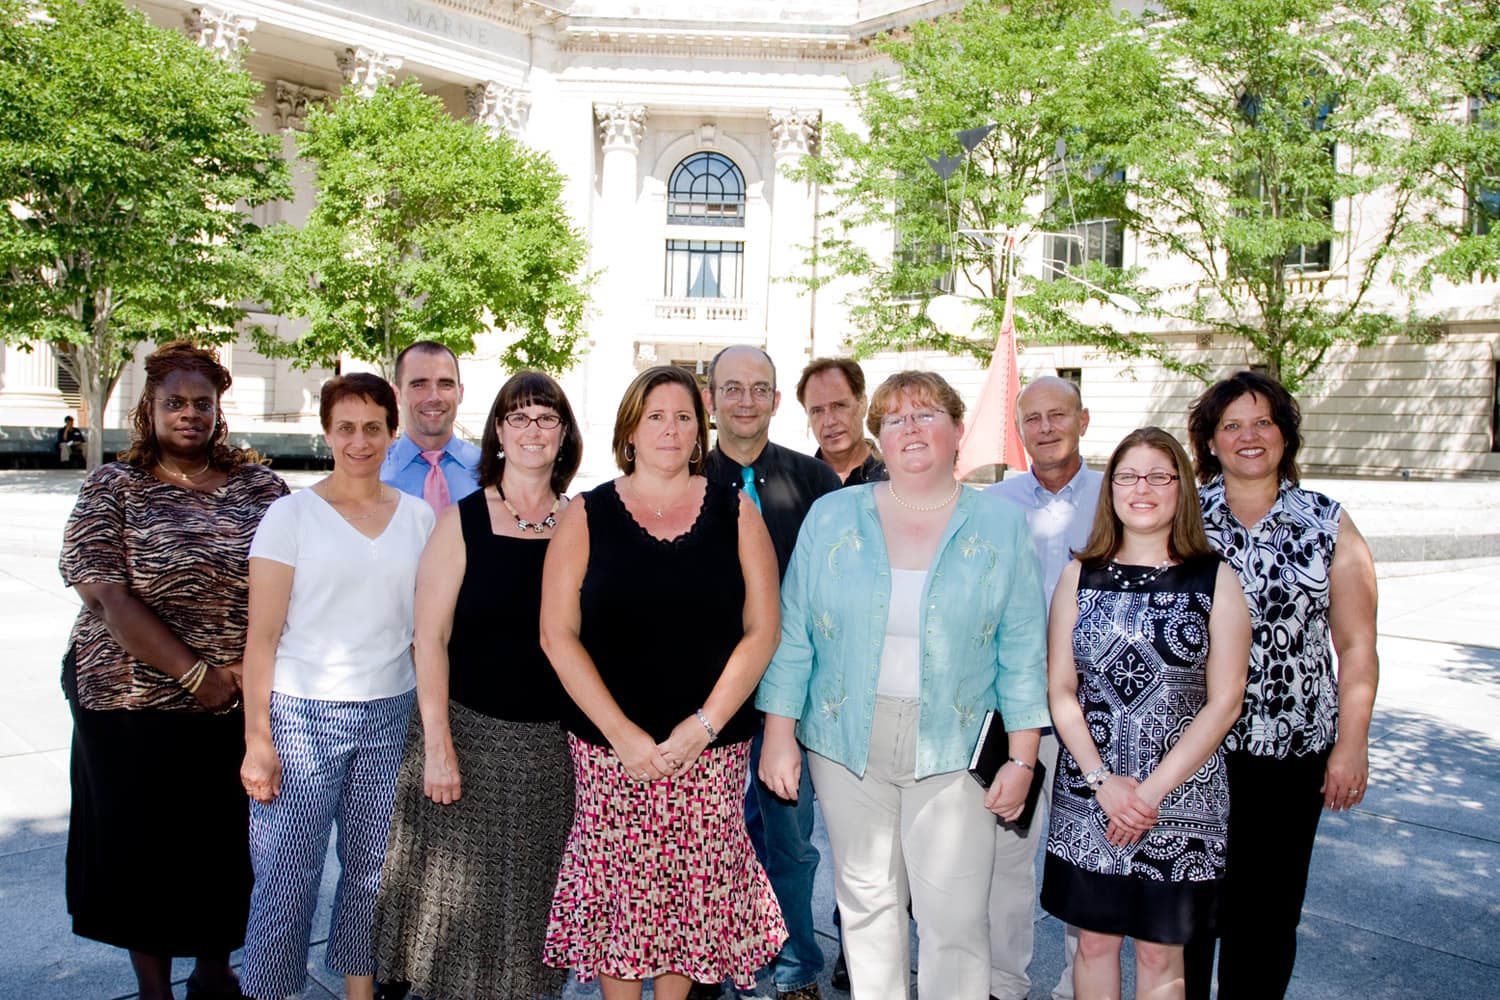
[1,470,1496,998]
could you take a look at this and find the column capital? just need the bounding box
[184,6,256,61]
[768,107,822,158]
[274,80,330,131]
[595,101,648,154]
[467,81,531,139]
[337,47,402,98]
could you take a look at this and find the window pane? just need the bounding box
[668,152,746,227]
[665,240,744,298]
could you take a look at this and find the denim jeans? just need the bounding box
[746,727,824,992]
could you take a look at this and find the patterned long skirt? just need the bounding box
[373,702,574,1000]
[543,736,787,989]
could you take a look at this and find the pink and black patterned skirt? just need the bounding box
[543,736,788,988]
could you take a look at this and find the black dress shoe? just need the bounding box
[831,946,850,991]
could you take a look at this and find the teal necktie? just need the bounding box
[741,465,762,510]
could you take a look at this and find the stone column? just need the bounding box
[0,344,65,423]
[184,6,256,61]
[467,81,531,140]
[337,47,402,97]
[583,102,649,439]
[766,107,821,439]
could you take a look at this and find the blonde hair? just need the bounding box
[866,370,965,436]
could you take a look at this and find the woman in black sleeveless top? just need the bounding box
[372,372,582,1000]
[540,365,787,1000]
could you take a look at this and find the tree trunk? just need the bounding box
[84,375,112,471]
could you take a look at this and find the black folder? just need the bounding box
[967,708,1047,835]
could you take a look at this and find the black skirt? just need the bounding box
[65,652,252,955]
[1040,852,1221,945]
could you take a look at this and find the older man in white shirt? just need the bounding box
[983,375,1101,1000]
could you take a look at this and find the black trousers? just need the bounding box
[1184,747,1330,1000]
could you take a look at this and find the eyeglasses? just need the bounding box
[879,409,943,431]
[1111,471,1180,487]
[717,382,775,402]
[503,412,562,429]
[155,397,216,414]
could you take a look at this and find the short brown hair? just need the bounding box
[478,370,583,495]
[1186,371,1302,485]
[1075,427,1214,568]
[119,341,262,472]
[393,340,461,386]
[319,373,398,432]
[611,365,710,475]
[796,357,867,406]
[866,370,965,437]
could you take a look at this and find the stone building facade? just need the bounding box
[3,0,1497,478]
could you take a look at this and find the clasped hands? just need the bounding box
[1095,774,1160,847]
[612,716,713,783]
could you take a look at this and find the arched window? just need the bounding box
[667,152,745,226]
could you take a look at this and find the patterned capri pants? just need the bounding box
[240,689,415,1000]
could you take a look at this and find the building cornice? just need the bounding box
[421,0,964,62]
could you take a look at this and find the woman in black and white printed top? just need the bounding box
[1183,371,1379,1000]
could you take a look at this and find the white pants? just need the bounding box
[808,697,997,1000]
[987,732,1079,999]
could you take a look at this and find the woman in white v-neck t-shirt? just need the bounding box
[238,373,435,1000]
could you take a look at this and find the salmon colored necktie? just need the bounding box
[421,450,451,514]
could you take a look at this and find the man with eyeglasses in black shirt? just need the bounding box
[697,344,839,1000]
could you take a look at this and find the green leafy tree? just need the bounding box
[254,78,590,378]
[1113,0,1451,390]
[790,0,1172,366]
[0,0,289,467]
[1414,2,1500,287]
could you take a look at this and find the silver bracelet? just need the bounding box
[1007,757,1035,772]
[1084,765,1111,791]
[695,708,718,744]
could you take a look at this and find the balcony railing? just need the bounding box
[648,297,760,325]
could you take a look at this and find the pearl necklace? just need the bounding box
[887,480,961,512]
[498,486,560,534]
[158,457,210,481]
[1105,560,1173,590]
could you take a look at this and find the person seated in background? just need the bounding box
[58,415,86,467]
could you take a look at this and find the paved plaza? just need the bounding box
[0,469,1497,998]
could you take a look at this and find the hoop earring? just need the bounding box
[624,443,635,463]
[690,441,702,463]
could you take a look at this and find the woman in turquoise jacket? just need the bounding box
[757,370,1048,1000]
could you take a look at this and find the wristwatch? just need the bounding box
[1083,765,1111,792]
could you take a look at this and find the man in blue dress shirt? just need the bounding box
[983,375,1101,1000]
[379,341,482,511]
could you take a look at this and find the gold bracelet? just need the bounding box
[178,659,209,695]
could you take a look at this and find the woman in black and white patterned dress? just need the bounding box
[1041,427,1250,1000]
[1183,372,1380,1000]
